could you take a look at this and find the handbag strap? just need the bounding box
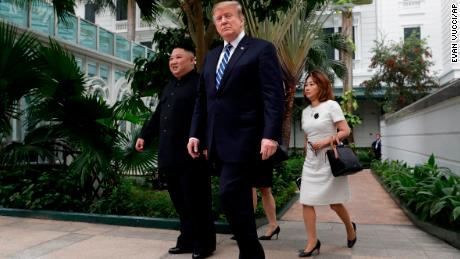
[329,135,340,159]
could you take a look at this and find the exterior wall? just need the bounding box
[380,81,460,175]
[375,0,443,75]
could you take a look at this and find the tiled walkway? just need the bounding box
[283,170,412,225]
[0,170,458,258]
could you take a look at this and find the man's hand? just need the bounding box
[187,138,200,158]
[135,138,145,152]
[260,138,278,160]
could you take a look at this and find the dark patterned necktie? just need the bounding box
[216,44,233,90]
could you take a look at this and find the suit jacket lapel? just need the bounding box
[217,36,249,92]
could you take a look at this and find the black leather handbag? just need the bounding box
[326,137,362,177]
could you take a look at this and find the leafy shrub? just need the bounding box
[90,179,177,218]
[372,155,460,230]
[355,147,374,168]
[0,165,86,211]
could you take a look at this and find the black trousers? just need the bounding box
[161,159,216,253]
[216,161,265,259]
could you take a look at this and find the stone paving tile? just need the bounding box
[73,224,117,236]
[282,170,413,225]
[0,226,67,257]
[37,236,174,259]
[7,218,84,233]
[10,233,91,259]
[0,217,17,226]
[424,251,460,259]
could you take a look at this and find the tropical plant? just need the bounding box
[372,155,460,230]
[338,90,361,143]
[362,35,439,113]
[0,22,42,139]
[304,31,348,82]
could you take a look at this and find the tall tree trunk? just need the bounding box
[127,0,136,41]
[341,9,354,143]
[282,80,296,147]
[181,0,211,72]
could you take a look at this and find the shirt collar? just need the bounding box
[224,31,245,49]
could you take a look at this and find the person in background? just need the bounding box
[372,133,382,160]
[252,161,280,240]
[187,1,284,258]
[136,46,216,259]
[298,70,357,257]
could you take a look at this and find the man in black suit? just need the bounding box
[372,133,382,160]
[187,2,284,258]
[135,47,216,259]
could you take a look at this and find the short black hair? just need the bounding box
[176,42,195,55]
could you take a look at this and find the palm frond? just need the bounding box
[112,94,152,125]
[85,0,116,14]
[112,128,158,176]
[0,21,42,136]
[278,1,332,82]
[135,0,162,22]
[38,39,86,99]
[242,0,302,46]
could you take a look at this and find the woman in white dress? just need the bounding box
[298,70,357,257]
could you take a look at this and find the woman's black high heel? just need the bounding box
[259,226,280,240]
[298,240,321,257]
[347,222,357,248]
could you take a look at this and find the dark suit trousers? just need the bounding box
[217,161,265,259]
[161,160,216,253]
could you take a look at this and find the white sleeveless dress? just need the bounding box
[299,100,350,205]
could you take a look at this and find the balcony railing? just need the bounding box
[115,19,155,32]
[0,0,154,63]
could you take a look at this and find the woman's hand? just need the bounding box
[310,137,332,151]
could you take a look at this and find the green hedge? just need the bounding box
[355,147,374,168]
[371,155,460,230]
[0,156,304,222]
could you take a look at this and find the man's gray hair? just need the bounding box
[212,1,244,18]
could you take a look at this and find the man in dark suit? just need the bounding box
[135,47,216,259]
[372,133,382,160]
[187,2,284,258]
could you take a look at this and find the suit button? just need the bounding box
[163,116,167,120]
[170,92,175,96]
[163,129,167,133]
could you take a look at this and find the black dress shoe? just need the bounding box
[298,240,321,257]
[192,250,213,259]
[347,222,357,248]
[168,246,193,254]
[259,226,281,240]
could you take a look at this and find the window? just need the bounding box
[338,26,355,60]
[323,28,335,61]
[140,41,152,49]
[84,3,95,23]
[116,0,127,21]
[404,27,420,40]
